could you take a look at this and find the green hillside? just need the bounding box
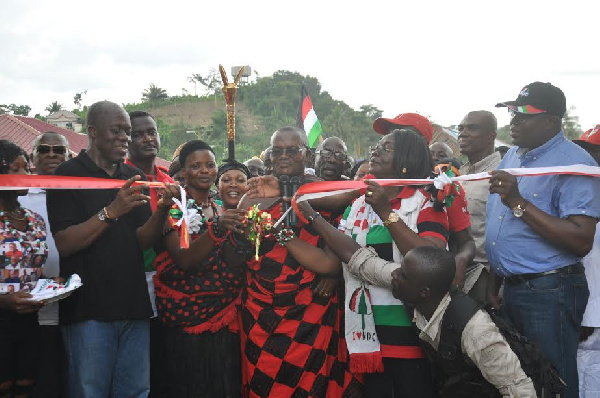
[125,70,385,162]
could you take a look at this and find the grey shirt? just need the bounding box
[459,151,501,265]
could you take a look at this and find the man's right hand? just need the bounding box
[106,176,151,219]
[247,175,280,198]
[0,291,43,314]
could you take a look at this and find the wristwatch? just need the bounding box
[383,212,400,227]
[98,207,117,223]
[512,200,529,218]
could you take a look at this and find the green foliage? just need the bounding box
[126,70,389,163]
[45,101,64,114]
[1,104,31,116]
[563,106,583,140]
[74,90,87,108]
[142,84,168,103]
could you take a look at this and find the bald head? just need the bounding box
[429,142,453,163]
[271,126,307,147]
[458,110,498,161]
[406,246,456,296]
[315,136,349,181]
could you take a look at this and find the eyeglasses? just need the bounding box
[369,144,395,155]
[509,110,547,126]
[270,146,305,158]
[315,149,347,161]
[36,145,67,155]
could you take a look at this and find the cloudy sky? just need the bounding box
[1,0,598,133]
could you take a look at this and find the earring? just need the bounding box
[402,167,407,174]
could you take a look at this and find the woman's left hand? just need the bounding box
[218,209,248,235]
[364,180,392,218]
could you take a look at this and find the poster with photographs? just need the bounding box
[0,237,47,294]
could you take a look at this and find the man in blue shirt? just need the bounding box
[485,82,600,398]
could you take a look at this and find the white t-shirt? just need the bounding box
[19,188,59,326]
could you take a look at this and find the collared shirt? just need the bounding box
[485,131,600,276]
[46,150,153,324]
[19,188,60,326]
[414,294,536,397]
[459,151,501,264]
[582,222,600,327]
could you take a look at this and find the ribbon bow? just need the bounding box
[170,185,191,249]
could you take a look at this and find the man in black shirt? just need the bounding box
[46,101,176,398]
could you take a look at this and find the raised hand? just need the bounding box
[247,176,280,198]
[106,176,151,219]
[218,209,249,235]
[157,183,180,209]
[363,179,393,219]
[488,170,524,209]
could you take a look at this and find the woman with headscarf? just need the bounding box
[154,140,251,398]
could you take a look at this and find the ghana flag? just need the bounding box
[297,85,323,148]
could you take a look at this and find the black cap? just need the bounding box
[495,82,566,118]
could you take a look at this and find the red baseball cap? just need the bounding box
[373,113,433,143]
[574,125,600,146]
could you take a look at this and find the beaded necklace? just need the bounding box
[0,206,47,254]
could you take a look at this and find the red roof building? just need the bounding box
[0,114,170,169]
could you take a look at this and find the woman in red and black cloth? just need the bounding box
[153,140,251,398]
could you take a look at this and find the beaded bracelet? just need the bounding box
[276,227,295,246]
[207,221,227,244]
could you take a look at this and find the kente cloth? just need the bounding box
[339,187,449,371]
[154,199,243,334]
[240,204,362,397]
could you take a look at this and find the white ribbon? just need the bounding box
[171,185,188,229]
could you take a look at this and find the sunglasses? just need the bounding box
[316,149,347,161]
[509,110,547,126]
[36,144,67,155]
[270,146,305,158]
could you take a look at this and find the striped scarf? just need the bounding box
[340,190,426,373]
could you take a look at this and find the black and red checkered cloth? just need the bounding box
[241,205,362,397]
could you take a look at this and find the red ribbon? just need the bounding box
[0,174,167,190]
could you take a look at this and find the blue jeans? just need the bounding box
[62,320,150,398]
[503,272,589,398]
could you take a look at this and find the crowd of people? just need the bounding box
[0,81,598,398]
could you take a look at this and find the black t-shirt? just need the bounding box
[46,150,153,324]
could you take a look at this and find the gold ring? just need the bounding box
[366,191,373,197]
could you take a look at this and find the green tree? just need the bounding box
[562,106,583,140]
[45,101,64,114]
[359,104,383,120]
[142,84,169,103]
[7,104,31,116]
[74,90,87,108]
